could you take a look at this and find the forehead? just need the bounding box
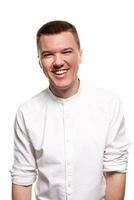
[38,32,78,51]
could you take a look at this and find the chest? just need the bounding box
[32,102,109,168]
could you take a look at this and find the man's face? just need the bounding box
[38,32,82,90]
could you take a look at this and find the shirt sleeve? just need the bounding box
[10,107,37,185]
[103,97,131,173]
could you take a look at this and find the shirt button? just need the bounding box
[67,161,71,166]
[66,138,70,143]
[65,115,68,119]
[68,183,71,188]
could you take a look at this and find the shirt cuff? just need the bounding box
[103,149,129,173]
[10,169,37,185]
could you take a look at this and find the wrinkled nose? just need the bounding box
[53,54,64,68]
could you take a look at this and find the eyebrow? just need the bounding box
[62,48,73,51]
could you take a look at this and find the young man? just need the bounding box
[11,20,131,200]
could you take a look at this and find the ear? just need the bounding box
[79,49,83,64]
[37,51,43,69]
[38,60,48,78]
[39,59,43,69]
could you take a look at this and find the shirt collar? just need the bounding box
[47,79,83,103]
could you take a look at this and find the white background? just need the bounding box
[0,0,133,199]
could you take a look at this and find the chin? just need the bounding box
[52,81,72,90]
[55,84,71,90]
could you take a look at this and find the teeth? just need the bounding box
[54,69,68,75]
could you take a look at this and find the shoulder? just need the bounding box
[82,81,120,103]
[81,81,122,118]
[16,88,49,116]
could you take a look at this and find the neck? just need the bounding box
[49,79,80,99]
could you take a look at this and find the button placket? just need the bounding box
[63,102,73,196]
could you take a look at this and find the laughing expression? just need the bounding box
[38,32,82,92]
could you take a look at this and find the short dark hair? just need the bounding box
[36,20,80,49]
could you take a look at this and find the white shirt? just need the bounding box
[10,81,131,200]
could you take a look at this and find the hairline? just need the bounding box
[37,30,80,51]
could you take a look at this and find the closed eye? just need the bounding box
[42,53,53,58]
[62,50,73,54]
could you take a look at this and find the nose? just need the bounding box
[53,53,64,68]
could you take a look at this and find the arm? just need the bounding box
[10,108,37,198]
[103,97,131,199]
[105,172,126,200]
[12,183,32,200]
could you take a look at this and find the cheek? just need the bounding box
[43,68,48,76]
[40,64,50,78]
[71,58,80,70]
[41,60,52,76]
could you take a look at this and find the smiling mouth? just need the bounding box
[52,69,69,75]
